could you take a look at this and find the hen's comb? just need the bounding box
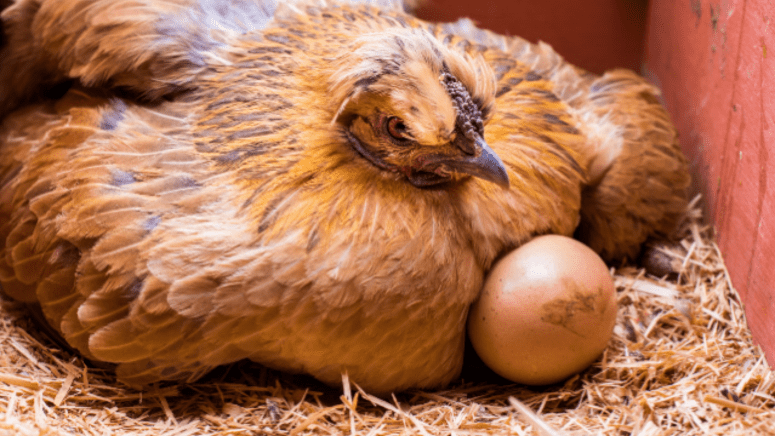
[440,72,484,141]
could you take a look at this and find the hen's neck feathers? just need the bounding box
[185,6,581,274]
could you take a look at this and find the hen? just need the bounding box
[0,0,689,394]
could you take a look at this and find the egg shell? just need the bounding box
[468,235,617,385]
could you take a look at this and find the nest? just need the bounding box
[0,196,773,436]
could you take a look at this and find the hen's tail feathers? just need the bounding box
[572,71,690,262]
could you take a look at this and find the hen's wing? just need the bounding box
[0,0,425,119]
[1,87,214,380]
[0,0,258,116]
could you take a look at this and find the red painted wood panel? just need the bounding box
[415,0,648,74]
[644,0,774,364]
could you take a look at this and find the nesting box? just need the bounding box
[1,1,773,434]
[418,0,775,365]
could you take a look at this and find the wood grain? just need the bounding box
[415,0,648,74]
[645,0,774,365]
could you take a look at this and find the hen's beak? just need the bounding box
[441,134,510,188]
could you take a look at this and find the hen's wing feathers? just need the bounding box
[0,0,418,118]
[0,0,277,117]
[0,88,221,374]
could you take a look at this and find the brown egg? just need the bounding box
[468,235,617,385]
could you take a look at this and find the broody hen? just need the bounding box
[0,0,689,394]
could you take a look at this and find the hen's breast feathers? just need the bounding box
[0,1,686,391]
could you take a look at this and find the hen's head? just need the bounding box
[329,28,509,189]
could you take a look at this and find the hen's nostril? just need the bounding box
[452,134,476,155]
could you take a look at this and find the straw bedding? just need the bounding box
[0,196,772,435]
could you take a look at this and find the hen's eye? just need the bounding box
[386,116,410,143]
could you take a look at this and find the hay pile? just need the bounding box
[1,197,773,435]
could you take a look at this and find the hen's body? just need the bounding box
[0,0,688,393]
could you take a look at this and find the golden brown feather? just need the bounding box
[0,0,688,394]
[431,19,690,260]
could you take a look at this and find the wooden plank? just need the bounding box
[644,0,775,364]
[415,0,648,73]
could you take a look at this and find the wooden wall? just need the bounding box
[644,0,774,364]
[415,0,648,74]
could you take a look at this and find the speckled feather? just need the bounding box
[0,0,688,393]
